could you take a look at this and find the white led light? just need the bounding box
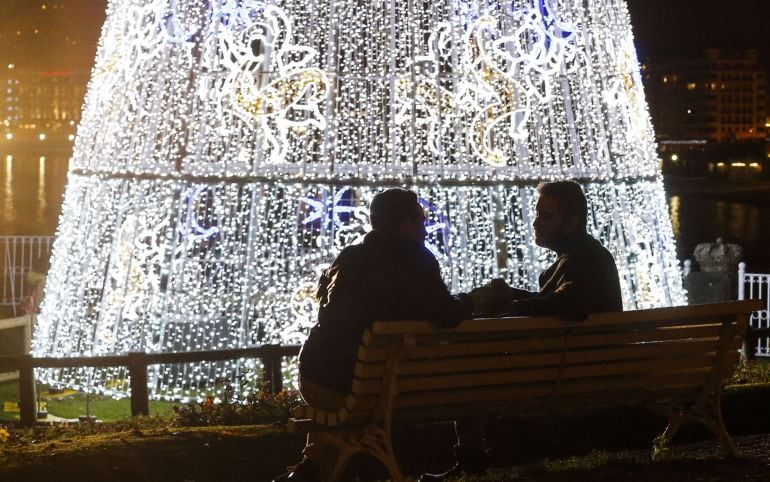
[33,0,686,400]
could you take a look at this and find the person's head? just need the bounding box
[369,188,427,242]
[533,180,587,250]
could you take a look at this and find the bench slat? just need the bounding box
[354,338,742,378]
[370,300,762,335]
[357,323,732,362]
[351,352,728,395]
[381,319,733,346]
[287,418,315,433]
[390,385,704,421]
[388,371,711,408]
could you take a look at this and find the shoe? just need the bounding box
[272,458,320,482]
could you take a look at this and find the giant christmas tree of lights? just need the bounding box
[33,0,686,399]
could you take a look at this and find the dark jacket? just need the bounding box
[299,230,473,393]
[500,231,622,319]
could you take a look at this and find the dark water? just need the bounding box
[667,191,770,274]
[0,153,69,236]
[0,153,768,273]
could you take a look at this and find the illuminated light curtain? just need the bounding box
[33,0,686,399]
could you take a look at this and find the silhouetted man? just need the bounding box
[274,188,474,482]
[494,180,623,318]
[421,180,623,482]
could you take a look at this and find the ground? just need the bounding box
[1,424,770,482]
[495,433,770,481]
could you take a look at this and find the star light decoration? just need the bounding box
[33,0,685,400]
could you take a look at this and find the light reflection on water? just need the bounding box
[667,193,770,273]
[668,195,680,236]
[38,156,48,221]
[4,155,14,229]
[0,153,68,236]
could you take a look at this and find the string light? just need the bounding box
[33,0,686,400]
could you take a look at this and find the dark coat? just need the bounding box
[299,230,473,393]
[500,231,623,319]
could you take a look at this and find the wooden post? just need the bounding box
[19,354,37,427]
[261,345,284,394]
[128,352,149,417]
[271,355,284,394]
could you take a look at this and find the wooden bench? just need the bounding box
[288,300,763,481]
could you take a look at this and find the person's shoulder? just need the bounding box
[332,242,367,266]
[584,235,618,266]
[564,234,614,264]
[413,240,439,263]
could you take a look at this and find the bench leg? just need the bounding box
[651,393,739,460]
[316,425,405,482]
[327,446,355,482]
[699,394,739,458]
[359,426,404,481]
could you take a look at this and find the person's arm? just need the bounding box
[420,254,474,328]
[469,278,536,316]
[499,256,594,320]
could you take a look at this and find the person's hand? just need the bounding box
[489,278,532,302]
[470,278,515,316]
[469,284,499,316]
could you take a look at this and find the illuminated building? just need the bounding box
[644,49,768,177]
[0,64,87,150]
[33,0,686,399]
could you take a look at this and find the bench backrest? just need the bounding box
[343,301,760,423]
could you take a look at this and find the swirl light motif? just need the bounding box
[222,5,330,163]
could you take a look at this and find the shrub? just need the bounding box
[172,380,302,427]
[729,359,770,386]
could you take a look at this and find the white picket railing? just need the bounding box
[738,262,770,357]
[0,236,55,314]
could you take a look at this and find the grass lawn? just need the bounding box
[0,380,177,422]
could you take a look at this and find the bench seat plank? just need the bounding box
[354,338,741,378]
[351,352,730,395]
[357,323,732,362]
[371,302,755,335]
[390,371,711,408]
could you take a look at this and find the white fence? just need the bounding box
[0,236,55,314]
[738,262,770,357]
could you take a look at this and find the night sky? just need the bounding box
[1,0,769,68]
[626,0,770,63]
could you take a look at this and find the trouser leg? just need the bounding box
[297,376,348,480]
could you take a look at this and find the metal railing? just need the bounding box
[0,344,302,426]
[738,262,770,358]
[0,236,55,313]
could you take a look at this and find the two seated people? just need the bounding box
[276,181,623,481]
